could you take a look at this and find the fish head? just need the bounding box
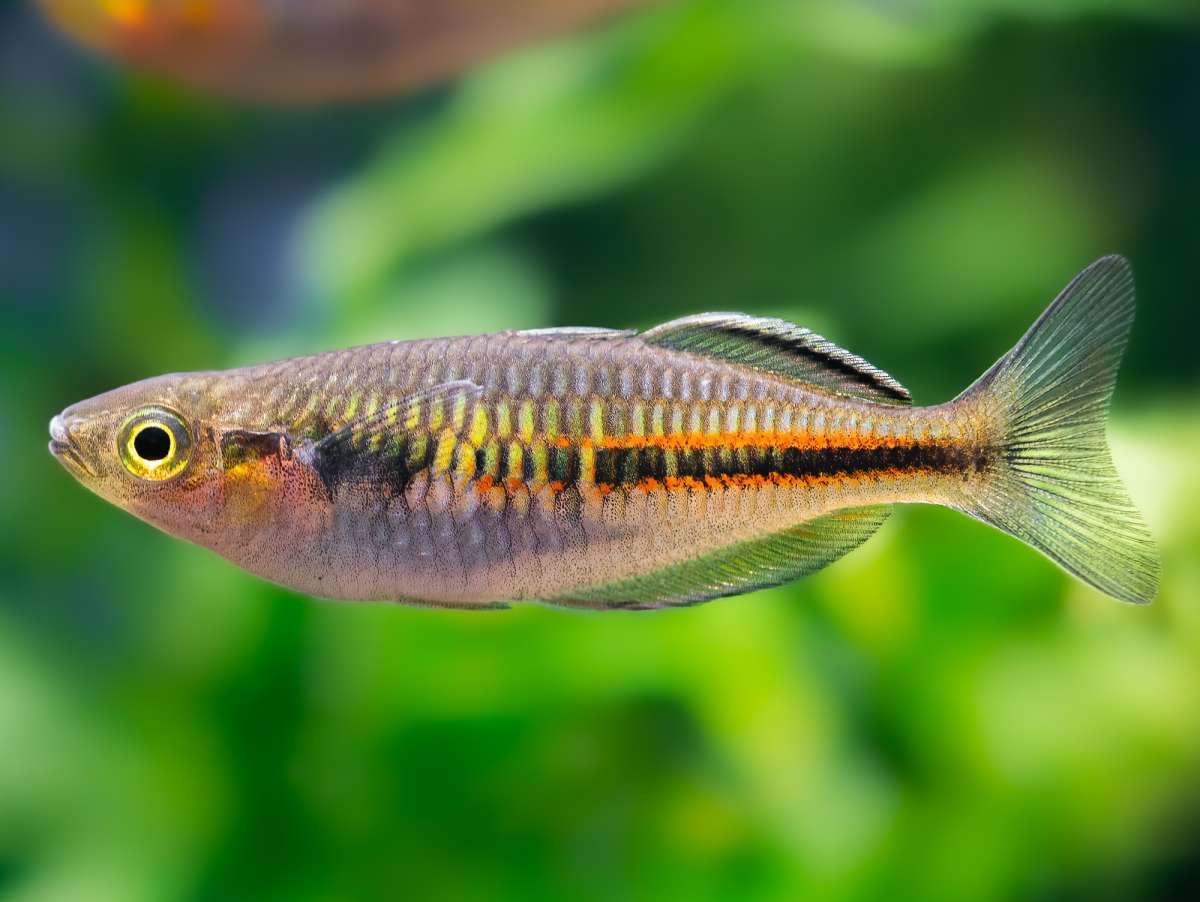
[48,371,252,541]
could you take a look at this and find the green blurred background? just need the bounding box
[2,0,1199,899]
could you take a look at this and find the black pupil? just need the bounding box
[134,426,172,461]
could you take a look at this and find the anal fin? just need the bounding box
[547,505,890,610]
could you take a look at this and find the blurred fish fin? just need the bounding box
[955,255,1159,604]
[641,313,911,404]
[545,505,890,610]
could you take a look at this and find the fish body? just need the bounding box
[36,0,653,103]
[50,257,1159,607]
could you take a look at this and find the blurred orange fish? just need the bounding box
[37,0,655,103]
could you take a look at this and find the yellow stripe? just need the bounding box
[483,440,500,478]
[469,405,489,447]
[433,429,457,474]
[451,393,469,431]
[532,443,549,483]
[496,401,512,438]
[589,400,605,442]
[507,442,524,481]
[407,433,428,467]
[519,401,535,443]
[579,443,595,484]
[631,401,646,437]
[455,443,476,480]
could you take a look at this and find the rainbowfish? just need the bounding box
[36,0,653,103]
[50,257,1158,608]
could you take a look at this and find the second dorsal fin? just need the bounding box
[641,313,911,405]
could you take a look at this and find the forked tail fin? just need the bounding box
[956,255,1159,603]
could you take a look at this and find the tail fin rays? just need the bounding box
[957,255,1159,604]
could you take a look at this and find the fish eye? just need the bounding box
[133,425,171,461]
[118,407,192,481]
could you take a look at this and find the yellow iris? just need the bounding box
[118,407,192,481]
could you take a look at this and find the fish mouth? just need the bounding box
[48,414,94,477]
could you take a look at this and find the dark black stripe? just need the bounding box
[592,440,972,487]
[596,445,619,485]
[311,434,974,499]
[497,441,510,481]
[551,445,575,484]
[678,447,704,479]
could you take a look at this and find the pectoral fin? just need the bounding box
[307,380,482,495]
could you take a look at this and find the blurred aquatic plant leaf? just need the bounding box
[925,0,1199,26]
[296,0,1190,328]
[0,608,208,902]
[298,0,773,311]
[234,243,554,363]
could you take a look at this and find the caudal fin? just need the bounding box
[956,255,1158,603]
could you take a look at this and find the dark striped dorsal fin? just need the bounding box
[547,506,890,610]
[641,313,911,405]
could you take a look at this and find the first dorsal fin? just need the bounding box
[641,313,911,405]
[516,326,635,339]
